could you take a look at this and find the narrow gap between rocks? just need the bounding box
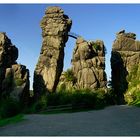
[63,37,76,72]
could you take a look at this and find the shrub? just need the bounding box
[15,78,24,86]
[125,64,140,105]
[48,89,109,109]
[59,93,72,105]
[57,83,67,93]
[92,43,99,50]
[0,98,21,119]
[25,94,48,113]
[72,92,96,109]
[64,69,76,83]
[35,94,47,111]
[26,89,114,113]
[47,93,61,106]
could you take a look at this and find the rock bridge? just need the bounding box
[68,32,81,39]
[33,6,107,98]
[0,6,139,106]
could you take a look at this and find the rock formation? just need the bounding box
[0,32,30,105]
[71,37,107,89]
[111,30,140,104]
[33,6,72,96]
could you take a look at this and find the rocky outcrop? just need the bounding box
[0,32,29,105]
[111,30,140,104]
[71,37,107,90]
[33,6,72,96]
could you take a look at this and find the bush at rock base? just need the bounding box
[0,98,21,119]
[27,88,115,113]
[15,78,24,86]
[124,64,140,105]
[64,68,77,83]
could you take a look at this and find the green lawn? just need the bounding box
[0,114,24,127]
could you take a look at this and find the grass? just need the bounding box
[135,101,140,107]
[0,114,24,127]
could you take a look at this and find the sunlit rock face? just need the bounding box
[0,32,30,105]
[33,6,72,96]
[71,37,107,90]
[111,30,140,104]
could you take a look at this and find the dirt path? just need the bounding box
[0,105,140,136]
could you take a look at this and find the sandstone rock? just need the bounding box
[1,64,29,103]
[76,37,85,44]
[72,38,107,90]
[10,64,30,104]
[113,30,138,51]
[33,6,72,96]
[0,32,18,67]
[1,68,13,97]
[111,30,140,104]
[0,32,30,106]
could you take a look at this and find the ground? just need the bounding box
[0,105,140,136]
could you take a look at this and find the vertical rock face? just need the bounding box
[33,6,72,95]
[72,37,107,89]
[0,32,30,105]
[0,33,18,67]
[111,30,140,104]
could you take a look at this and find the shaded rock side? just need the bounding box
[33,6,72,96]
[111,30,140,104]
[0,32,18,92]
[71,37,107,90]
[0,32,30,105]
[0,32,18,67]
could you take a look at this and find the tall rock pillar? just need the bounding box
[33,6,72,96]
[111,30,140,104]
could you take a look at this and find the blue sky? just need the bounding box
[1,4,140,89]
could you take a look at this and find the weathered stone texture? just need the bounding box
[33,6,72,96]
[0,33,18,67]
[111,30,140,104]
[0,32,29,105]
[72,37,107,89]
